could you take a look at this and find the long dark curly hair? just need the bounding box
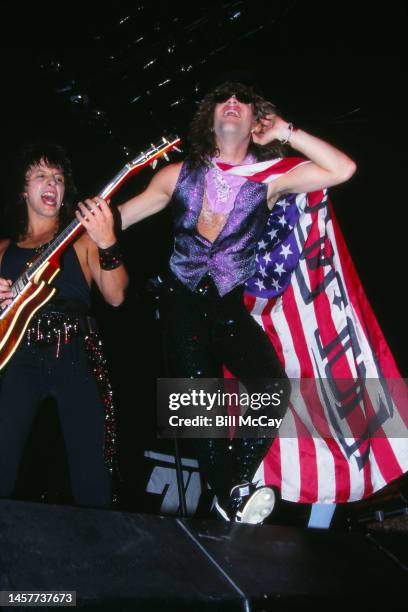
[3,143,78,242]
[187,82,289,168]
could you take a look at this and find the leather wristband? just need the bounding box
[98,242,123,271]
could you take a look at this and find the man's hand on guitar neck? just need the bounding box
[76,196,116,249]
[0,278,13,308]
[75,196,128,307]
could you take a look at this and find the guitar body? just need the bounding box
[0,262,59,370]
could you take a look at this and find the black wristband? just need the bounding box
[98,242,123,271]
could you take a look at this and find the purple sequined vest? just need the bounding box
[169,162,269,296]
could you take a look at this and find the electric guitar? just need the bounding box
[0,135,181,370]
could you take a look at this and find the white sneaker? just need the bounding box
[215,483,276,525]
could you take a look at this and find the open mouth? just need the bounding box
[223,109,240,117]
[41,191,58,206]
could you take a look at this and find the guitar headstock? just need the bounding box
[128,136,182,172]
[98,135,182,201]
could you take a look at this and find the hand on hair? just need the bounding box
[252,114,291,146]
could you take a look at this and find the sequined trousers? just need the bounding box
[160,273,290,506]
[0,310,115,508]
[24,310,117,470]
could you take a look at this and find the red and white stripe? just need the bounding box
[222,157,408,503]
[217,157,311,183]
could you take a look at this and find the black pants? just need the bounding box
[0,336,112,508]
[160,274,290,505]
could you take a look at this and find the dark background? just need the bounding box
[0,0,406,515]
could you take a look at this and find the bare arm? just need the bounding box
[85,239,129,307]
[74,162,181,304]
[253,116,356,205]
[119,162,182,230]
[75,197,128,307]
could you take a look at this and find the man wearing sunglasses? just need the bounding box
[119,81,356,524]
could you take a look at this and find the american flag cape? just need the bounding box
[218,157,408,503]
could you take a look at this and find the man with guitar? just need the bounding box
[0,143,128,508]
[117,81,356,523]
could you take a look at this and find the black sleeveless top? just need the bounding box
[1,243,91,313]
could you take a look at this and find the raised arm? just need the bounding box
[119,161,182,230]
[252,115,356,204]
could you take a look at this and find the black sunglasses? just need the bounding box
[212,89,255,104]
